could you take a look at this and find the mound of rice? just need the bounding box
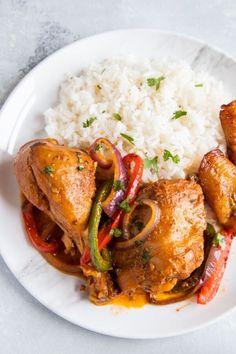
[44,57,229,182]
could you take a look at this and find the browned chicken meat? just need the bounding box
[14,138,97,253]
[198,148,236,231]
[220,100,236,165]
[112,179,206,298]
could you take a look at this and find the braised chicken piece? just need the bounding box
[220,100,236,165]
[14,139,58,215]
[112,180,206,298]
[14,139,97,253]
[198,148,236,231]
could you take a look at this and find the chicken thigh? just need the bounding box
[112,179,206,296]
[14,139,97,253]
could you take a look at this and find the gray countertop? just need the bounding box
[1,1,236,353]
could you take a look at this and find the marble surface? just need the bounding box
[1,0,236,353]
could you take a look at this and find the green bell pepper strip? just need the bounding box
[88,181,113,272]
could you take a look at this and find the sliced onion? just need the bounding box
[89,138,127,217]
[89,138,113,169]
[115,199,160,249]
[42,252,82,275]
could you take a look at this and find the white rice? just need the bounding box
[44,56,230,182]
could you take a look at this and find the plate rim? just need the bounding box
[1,27,236,122]
[1,28,236,339]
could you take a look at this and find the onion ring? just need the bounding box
[115,199,160,249]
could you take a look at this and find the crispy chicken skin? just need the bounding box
[198,148,236,231]
[220,100,236,165]
[112,180,206,295]
[14,139,97,253]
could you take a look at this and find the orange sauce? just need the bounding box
[111,290,148,308]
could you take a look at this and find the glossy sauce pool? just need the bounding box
[111,291,148,308]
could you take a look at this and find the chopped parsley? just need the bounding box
[132,215,144,232]
[82,116,97,128]
[102,110,106,113]
[120,133,135,146]
[113,180,125,192]
[77,165,84,171]
[142,249,151,264]
[96,84,102,89]
[213,232,226,249]
[137,197,144,206]
[144,156,158,173]
[42,165,54,176]
[163,149,180,164]
[135,221,144,232]
[205,223,225,249]
[112,113,122,121]
[195,83,204,87]
[109,228,122,238]
[117,196,131,213]
[95,143,103,152]
[171,110,187,120]
[147,76,165,91]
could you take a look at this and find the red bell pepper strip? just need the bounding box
[98,212,122,250]
[197,229,233,305]
[80,153,144,265]
[122,153,144,205]
[96,154,144,255]
[98,153,144,248]
[22,203,59,254]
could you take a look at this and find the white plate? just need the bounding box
[1,29,236,339]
